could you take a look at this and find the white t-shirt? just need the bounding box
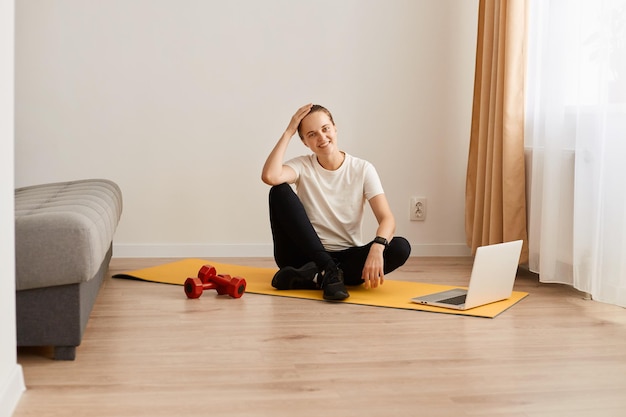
[285,152,384,251]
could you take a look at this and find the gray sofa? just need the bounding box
[15,179,123,360]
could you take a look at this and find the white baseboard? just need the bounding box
[0,364,25,417]
[113,243,471,258]
[113,243,273,258]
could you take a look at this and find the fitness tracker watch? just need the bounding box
[373,236,389,249]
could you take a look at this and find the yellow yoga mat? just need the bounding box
[112,259,528,318]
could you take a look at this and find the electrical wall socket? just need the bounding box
[410,197,426,221]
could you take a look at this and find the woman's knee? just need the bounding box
[269,183,293,200]
[386,236,411,270]
[391,236,411,256]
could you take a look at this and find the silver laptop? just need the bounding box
[411,240,523,310]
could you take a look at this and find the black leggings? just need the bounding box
[269,183,411,286]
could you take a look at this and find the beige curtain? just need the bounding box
[465,0,528,263]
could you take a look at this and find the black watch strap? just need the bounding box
[373,236,389,248]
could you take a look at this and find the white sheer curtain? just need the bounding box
[525,0,626,307]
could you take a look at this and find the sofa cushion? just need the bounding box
[15,179,123,290]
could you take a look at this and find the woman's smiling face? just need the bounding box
[299,110,338,155]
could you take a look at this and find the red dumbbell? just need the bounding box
[197,265,217,284]
[184,264,246,299]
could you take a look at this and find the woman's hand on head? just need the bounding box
[285,103,313,137]
[262,105,311,185]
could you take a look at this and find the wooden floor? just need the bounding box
[14,257,626,417]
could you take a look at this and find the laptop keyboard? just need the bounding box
[438,294,467,305]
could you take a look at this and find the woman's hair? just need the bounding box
[297,104,335,139]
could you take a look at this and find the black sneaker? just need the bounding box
[271,262,319,290]
[320,264,349,301]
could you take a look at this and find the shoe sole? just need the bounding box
[322,283,350,301]
[271,262,318,290]
[323,293,350,301]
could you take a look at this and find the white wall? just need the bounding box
[1,0,26,415]
[15,0,478,257]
